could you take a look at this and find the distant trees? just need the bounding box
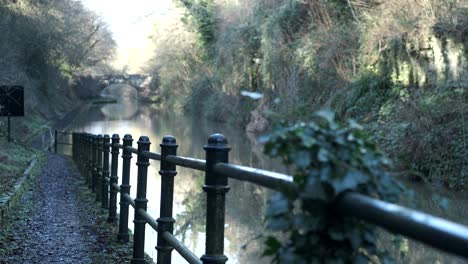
[0,0,115,86]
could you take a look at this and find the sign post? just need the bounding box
[0,86,24,142]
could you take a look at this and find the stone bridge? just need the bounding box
[95,74,152,93]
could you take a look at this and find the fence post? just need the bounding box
[156,136,178,264]
[81,133,86,176]
[72,133,76,160]
[54,130,58,153]
[102,134,110,209]
[118,134,133,242]
[84,134,88,185]
[108,134,120,223]
[88,134,93,189]
[92,134,98,192]
[201,134,230,264]
[96,135,103,201]
[132,136,151,264]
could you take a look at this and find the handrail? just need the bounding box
[141,150,161,160]
[68,131,468,264]
[137,208,202,264]
[122,193,135,208]
[334,192,468,258]
[165,155,206,171]
[125,146,138,154]
[213,163,294,191]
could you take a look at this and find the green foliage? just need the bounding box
[261,110,405,263]
[178,0,217,57]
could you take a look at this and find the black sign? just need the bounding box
[0,86,24,116]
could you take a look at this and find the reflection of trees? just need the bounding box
[174,174,206,245]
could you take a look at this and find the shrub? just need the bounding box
[261,110,405,263]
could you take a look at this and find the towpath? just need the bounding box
[0,153,128,263]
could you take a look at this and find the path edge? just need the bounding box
[0,157,39,226]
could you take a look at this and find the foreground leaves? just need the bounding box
[262,110,405,263]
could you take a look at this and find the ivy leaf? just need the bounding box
[328,226,345,241]
[353,255,370,264]
[330,170,369,193]
[302,176,328,200]
[318,148,329,162]
[432,194,450,212]
[266,193,290,217]
[263,236,281,256]
[292,150,311,168]
[293,214,322,231]
[315,109,335,123]
[266,216,290,231]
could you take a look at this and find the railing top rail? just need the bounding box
[335,192,468,258]
[137,208,201,264]
[165,155,206,171]
[125,146,138,154]
[113,143,123,149]
[141,150,161,161]
[214,163,294,191]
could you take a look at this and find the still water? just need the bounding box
[64,84,468,263]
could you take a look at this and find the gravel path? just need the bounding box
[0,154,96,264]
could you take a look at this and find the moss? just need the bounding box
[0,142,40,197]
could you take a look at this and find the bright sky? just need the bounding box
[81,0,175,73]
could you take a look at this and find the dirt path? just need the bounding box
[0,154,96,263]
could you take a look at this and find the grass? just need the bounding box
[0,141,40,197]
[77,183,155,264]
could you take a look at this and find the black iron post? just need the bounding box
[92,134,98,192]
[108,134,120,223]
[7,115,10,143]
[118,134,133,242]
[132,136,151,264]
[156,136,178,264]
[88,134,94,189]
[72,133,76,160]
[81,133,86,175]
[102,134,110,209]
[84,134,88,184]
[54,130,58,153]
[201,134,231,264]
[96,135,103,201]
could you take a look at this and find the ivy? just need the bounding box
[262,110,405,263]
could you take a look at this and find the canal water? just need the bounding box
[66,84,276,263]
[63,84,468,263]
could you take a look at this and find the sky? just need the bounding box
[81,0,176,73]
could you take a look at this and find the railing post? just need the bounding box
[102,134,110,209]
[118,134,133,242]
[132,136,151,264]
[108,134,120,223]
[72,132,76,160]
[96,135,103,201]
[81,133,86,176]
[88,134,93,189]
[156,136,178,264]
[92,134,98,192]
[201,134,231,264]
[54,130,58,153]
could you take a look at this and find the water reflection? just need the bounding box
[65,85,468,263]
[67,92,271,263]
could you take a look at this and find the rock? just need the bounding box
[246,100,269,133]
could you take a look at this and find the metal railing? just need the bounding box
[54,130,73,153]
[68,132,468,264]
